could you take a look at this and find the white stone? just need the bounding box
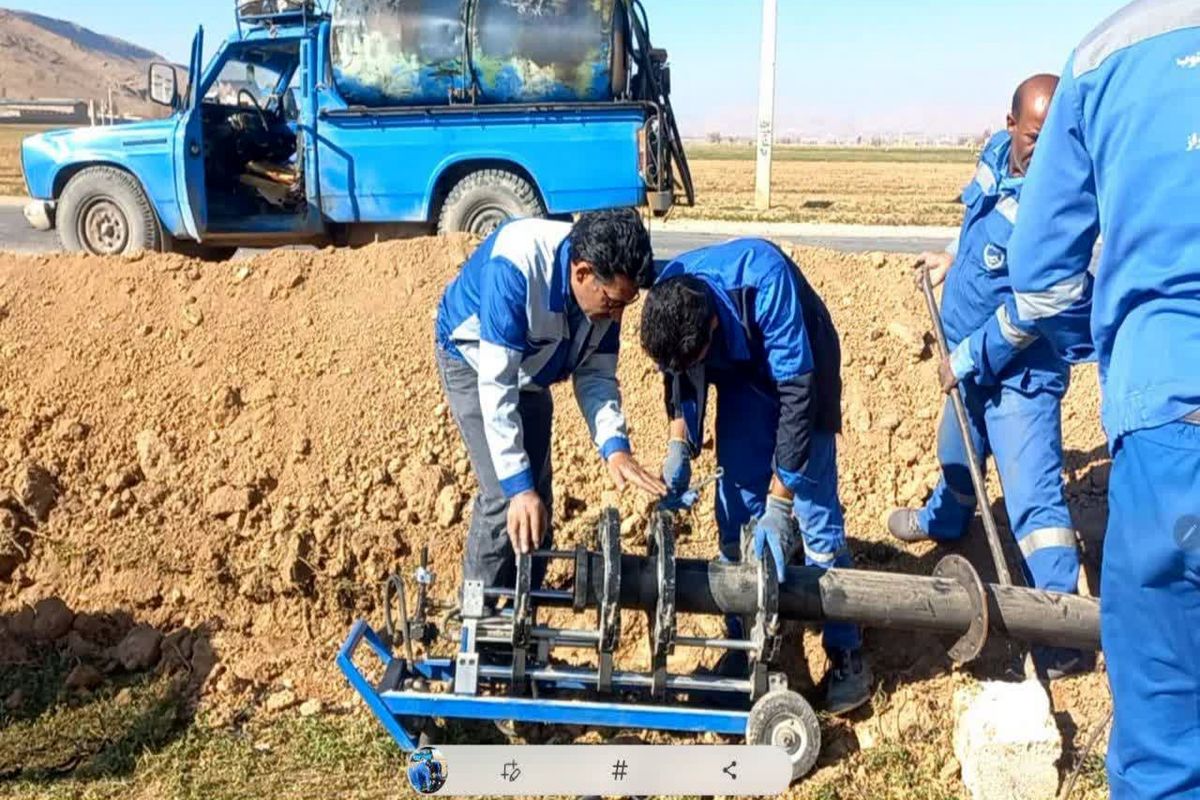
[953,680,1061,800]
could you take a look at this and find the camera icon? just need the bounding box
[407,747,448,794]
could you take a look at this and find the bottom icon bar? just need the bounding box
[408,745,792,796]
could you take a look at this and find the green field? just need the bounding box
[683,143,979,164]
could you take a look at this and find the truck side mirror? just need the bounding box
[149,63,180,109]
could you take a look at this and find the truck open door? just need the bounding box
[173,28,208,241]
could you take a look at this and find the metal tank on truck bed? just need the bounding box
[332,0,629,106]
[18,0,692,257]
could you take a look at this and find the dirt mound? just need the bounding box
[0,237,1112,771]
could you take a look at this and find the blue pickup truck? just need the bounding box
[20,0,692,259]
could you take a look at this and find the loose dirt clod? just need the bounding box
[64,663,104,691]
[265,689,297,712]
[205,485,256,519]
[116,625,162,671]
[12,461,57,523]
[31,596,74,640]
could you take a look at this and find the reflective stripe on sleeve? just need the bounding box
[1014,272,1089,320]
[996,304,1039,350]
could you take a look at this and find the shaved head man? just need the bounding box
[890,74,1087,680]
[1007,74,1059,177]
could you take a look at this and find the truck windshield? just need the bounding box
[204,60,283,108]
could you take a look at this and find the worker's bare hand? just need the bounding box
[507,490,548,555]
[607,451,667,498]
[938,357,959,393]
[914,251,954,291]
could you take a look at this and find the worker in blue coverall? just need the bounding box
[435,210,666,593]
[640,238,872,715]
[1006,3,1200,795]
[886,75,1086,678]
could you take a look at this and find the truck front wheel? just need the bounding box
[57,167,162,256]
[437,169,545,237]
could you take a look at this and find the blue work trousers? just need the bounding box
[713,380,860,653]
[919,384,1079,594]
[1102,418,1200,800]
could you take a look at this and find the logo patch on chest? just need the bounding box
[983,243,1007,270]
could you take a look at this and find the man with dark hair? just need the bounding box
[886,75,1085,678]
[640,238,871,716]
[436,210,665,590]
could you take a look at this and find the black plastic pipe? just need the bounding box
[554,554,1100,652]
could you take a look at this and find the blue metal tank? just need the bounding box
[331,0,622,107]
[332,0,469,106]
[470,0,620,104]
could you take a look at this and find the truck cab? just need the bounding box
[20,0,692,258]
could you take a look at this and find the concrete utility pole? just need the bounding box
[755,0,778,211]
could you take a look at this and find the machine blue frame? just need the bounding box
[20,1,691,254]
[337,619,749,753]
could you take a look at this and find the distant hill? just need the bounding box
[0,8,171,120]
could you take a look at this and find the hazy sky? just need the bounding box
[3,0,1129,136]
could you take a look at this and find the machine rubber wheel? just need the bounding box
[170,239,239,262]
[437,169,545,237]
[57,166,163,255]
[745,689,821,782]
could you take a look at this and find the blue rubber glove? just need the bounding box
[753,495,796,583]
[662,438,692,500]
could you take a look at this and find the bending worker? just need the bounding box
[1008,3,1200,796]
[886,75,1084,678]
[435,210,665,590]
[640,238,871,715]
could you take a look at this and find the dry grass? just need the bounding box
[685,144,977,164]
[0,131,972,227]
[0,126,55,196]
[681,158,972,227]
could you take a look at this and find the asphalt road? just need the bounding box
[0,203,950,259]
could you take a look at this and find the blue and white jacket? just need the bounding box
[943,131,1068,396]
[1009,0,1200,444]
[656,239,842,494]
[435,219,630,497]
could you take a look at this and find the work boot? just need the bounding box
[825,648,873,716]
[1033,646,1092,680]
[887,509,930,543]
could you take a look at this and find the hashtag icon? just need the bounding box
[611,760,628,781]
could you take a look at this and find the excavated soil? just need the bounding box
[0,237,1113,784]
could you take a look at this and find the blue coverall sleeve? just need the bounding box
[754,262,818,494]
[950,296,1042,385]
[1008,59,1100,364]
[572,322,631,460]
[477,258,534,497]
[664,366,706,456]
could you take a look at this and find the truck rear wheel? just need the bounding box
[437,169,545,237]
[57,167,163,256]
